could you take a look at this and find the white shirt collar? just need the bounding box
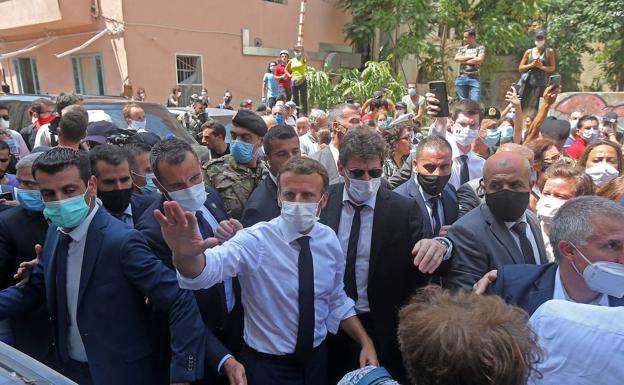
[329,143,339,164]
[60,204,100,242]
[554,266,610,306]
[268,172,278,186]
[123,203,133,217]
[505,213,528,229]
[341,185,377,209]
[276,215,321,242]
[449,137,473,158]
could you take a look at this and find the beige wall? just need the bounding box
[1,0,351,105]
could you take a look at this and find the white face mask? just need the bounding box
[536,195,566,225]
[347,178,381,203]
[280,200,320,233]
[452,124,479,146]
[585,163,619,187]
[535,40,545,47]
[581,128,600,142]
[0,117,9,129]
[570,243,624,298]
[167,182,207,212]
[130,119,146,131]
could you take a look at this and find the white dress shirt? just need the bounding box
[178,216,356,355]
[553,267,609,306]
[504,214,542,265]
[418,181,446,230]
[428,120,484,188]
[299,133,320,156]
[529,300,624,385]
[59,204,100,362]
[337,188,376,313]
[329,143,339,166]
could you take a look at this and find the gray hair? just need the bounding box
[338,125,385,166]
[550,196,624,260]
[415,135,452,161]
[15,152,44,171]
[309,109,328,126]
[328,103,355,133]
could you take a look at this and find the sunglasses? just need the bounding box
[348,168,383,179]
[0,115,8,120]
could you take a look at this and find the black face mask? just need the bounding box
[98,187,133,214]
[485,189,529,222]
[417,173,451,196]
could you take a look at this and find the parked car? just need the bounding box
[0,341,76,384]
[168,106,236,143]
[0,94,207,156]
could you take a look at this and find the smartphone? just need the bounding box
[428,81,449,118]
[0,192,13,201]
[549,75,561,87]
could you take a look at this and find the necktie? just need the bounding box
[429,196,441,236]
[54,233,72,363]
[295,236,314,358]
[511,222,536,264]
[195,211,227,317]
[459,154,470,185]
[344,202,364,302]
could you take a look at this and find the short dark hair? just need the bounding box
[578,115,599,130]
[451,99,483,122]
[203,122,226,139]
[32,147,91,185]
[59,105,88,142]
[150,138,198,180]
[338,126,386,166]
[465,27,476,37]
[578,139,624,173]
[124,142,152,172]
[523,138,557,164]
[264,124,298,156]
[277,156,329,193]
[30,98,56,114]
[415,135,452,161]
[398,285,542,385]
[89,144,131,177]
[0,103,8,111]
[55,92,81,115]
[0,140,9,152]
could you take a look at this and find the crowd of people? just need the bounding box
[0,29,623,385]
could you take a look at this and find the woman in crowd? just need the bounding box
[517,29,556,116]
[577,140,624,187]
[597,175,624,202]
[374,111,391,131]
[381,124,411,178]
[524,138,561,211]
[167,86,181,107]
[262,61,279,108]
[537,162,594,261]
[285,45,308,116]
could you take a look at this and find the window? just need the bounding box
[71,53,105,95]
[175,54,203,104]
[13,57,40,94]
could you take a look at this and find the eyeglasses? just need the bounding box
[348,168,383,179]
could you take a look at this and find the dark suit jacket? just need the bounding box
[488,262,624,315]
[136,188,243,374]
[310,146,341,184]
[0,206,52,362]
[393,178,459,236]
[240,176,280,227]
[456,178,483,218]
[130,193,158,224]
[0,207,209,385]
[320,183,432,381]
[445,204,548,291]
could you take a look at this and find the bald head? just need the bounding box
[497,143,535,165]
[483,151,532,194]
[296,117,310,136]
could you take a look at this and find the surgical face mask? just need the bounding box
[506,112,516,120]
[98,187,133,214]
[130,119,146,131]
[570,243,624,298]
[570,120,579,130]
[139,172,158,194]
[230,140,255,164]
[274,114,284,125]
[484,130,501,147]
[294,52,302,58]
[43,193,90,228]
[167,182,207,212]
[224,96,232,104]
[16,188,45,212]
[452,124,479,146]
[201,90,208,96]
[581,128,600,142]
[408,88,417,96]
[0,117,9,129]
[585,163,619,186]
[377,119,388,129]
[280,200,320,233]
[269,65,275,72]
[536,195,566,225]
[347,177,381,203]
[535,40,545,47]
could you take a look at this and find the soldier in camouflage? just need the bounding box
[203,109,268,219]
[178,98,207,142]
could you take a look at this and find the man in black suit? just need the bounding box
[0,152,53,363]
[135,138,246,385]
[475,196,624,314]
[0,147,209,385]
[444,151,547,291]
[319,127,452,383]
[89,144,156,227]
[241,124,300,227]
[394,135,458,237]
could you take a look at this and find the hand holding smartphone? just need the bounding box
[428,81,449,118]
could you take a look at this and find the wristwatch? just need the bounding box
[433,237,453,261]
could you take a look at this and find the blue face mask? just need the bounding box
[274,114,284,125]
[484,130,501,146]
[141,173,158,194]
[16,188,45,212]
[230,140,255,164]
[43,193,90,228]
[507,112,516,120]
[408,88,417,96]
[570,120,579,131]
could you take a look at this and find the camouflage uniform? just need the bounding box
[177,112,204,141]
[202,154,266,220]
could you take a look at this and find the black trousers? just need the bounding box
[241,342,328,385]
[61,359,94,385]
[292,79,308,117]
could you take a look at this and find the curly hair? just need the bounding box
[398,286,542,385]
[381,124,408,158]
